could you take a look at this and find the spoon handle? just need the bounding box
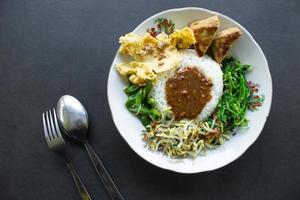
[83,141,124,200]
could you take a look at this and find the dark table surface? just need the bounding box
[1,0,299,199]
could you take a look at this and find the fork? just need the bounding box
[42,108,92,200]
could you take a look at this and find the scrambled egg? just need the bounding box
[117,61,156,85]
[117,27,196,85]
[169,27,196,49]
[119,33,158,61]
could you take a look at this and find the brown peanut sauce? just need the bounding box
[165,66,212,120]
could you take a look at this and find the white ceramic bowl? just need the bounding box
[107,7,272,173]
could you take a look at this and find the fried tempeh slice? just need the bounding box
[188,16,220,57]
[211,27,242,63]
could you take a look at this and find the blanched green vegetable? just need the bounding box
[150,108,161,120]
[140,115,152,126]
[134,89,143,106]
[124,84,140,95]
[144,81,153,95]
[216,57,264,133]
[147,98,156,106]
[125,93,137,107]
[124,81,160,126]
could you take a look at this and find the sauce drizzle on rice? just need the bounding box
[165,66,212,120]
[151,50,223,122]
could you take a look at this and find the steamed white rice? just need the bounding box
[152,49,223,121]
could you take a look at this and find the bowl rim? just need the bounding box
[107,7,273,173]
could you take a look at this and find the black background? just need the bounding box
[0,0,299,200]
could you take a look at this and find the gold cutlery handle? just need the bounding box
[65,159,92,200]
[84,141,124,200]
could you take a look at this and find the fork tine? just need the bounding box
[48,109,58,139]
[53,108,63,138]
[49,109,66,148]
[45,110,55,140]
[43,109,66,152]
[42,112,51,142]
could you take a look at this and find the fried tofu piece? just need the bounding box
[188,16,220,57]
[211,27,242,63]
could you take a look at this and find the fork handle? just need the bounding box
[83,141,124,200]
[65,159,92,200]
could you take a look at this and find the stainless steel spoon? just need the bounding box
[56,95,124,200]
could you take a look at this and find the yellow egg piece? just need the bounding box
[116,27,196,85]
[169,27,196,49]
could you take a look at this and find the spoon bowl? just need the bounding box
[56,95,89,141]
